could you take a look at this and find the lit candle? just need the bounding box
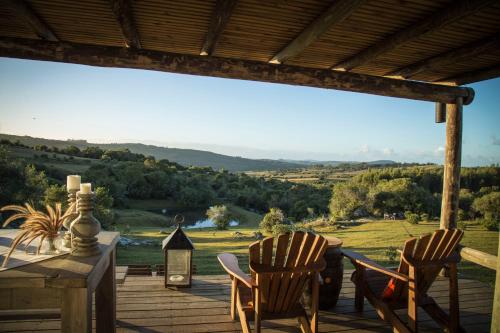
[80,183,92,194]
[67,175,81,191]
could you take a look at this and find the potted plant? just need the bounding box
[0,202,76,267]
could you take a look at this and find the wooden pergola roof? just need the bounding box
[0,1,499,104]
[0,1,497,104]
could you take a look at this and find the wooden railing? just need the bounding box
[457,245,497,271]
[457,242,500,332]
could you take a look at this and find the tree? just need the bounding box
[260,207,285,233]
[94,186,115,229]
[206,205,231,230]
[44,184,67,208]
[472,191,500,230]
[329,182,368,220]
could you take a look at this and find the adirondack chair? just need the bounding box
[218,231,328,333]
[343,229,464,333]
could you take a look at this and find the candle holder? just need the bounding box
[70,191,101,257]
[62,189,78,249]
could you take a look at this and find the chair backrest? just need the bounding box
[391,229,464,300]
[248,231,328,314]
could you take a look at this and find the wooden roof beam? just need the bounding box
[109,0,141,49]
[269,0,366,64]
[332,0,496,72]
[436,64,500,85]
[5,0,58,41]
[0,37,474,105]
[388,34,500,79]
[200,0,238,56]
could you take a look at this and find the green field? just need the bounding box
[115,213,498,285]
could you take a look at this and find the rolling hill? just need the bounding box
[1,134,397,171]
[0,133,303,172]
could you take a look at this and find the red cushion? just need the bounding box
[381,278,396,300]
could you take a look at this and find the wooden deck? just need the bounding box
[0,270,493,332]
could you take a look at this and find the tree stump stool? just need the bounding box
[303,236,343,310]
[319,236,343,309]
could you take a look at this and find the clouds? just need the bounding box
[492,135,500,145]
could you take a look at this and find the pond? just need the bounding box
[185,219,239,229]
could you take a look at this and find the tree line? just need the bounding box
[329,166,500,230]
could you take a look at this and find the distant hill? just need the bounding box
[0,134,304,172]
[0,134,398,171]
[279,159,397,167]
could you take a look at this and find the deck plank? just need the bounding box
[0,270,493,332]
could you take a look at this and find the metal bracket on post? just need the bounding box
[435,102,446,123]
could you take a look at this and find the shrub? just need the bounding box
[479,218,499,231]
[420,213,429,222]
[404,211,420,224]
[206,205,231,230]
[384,246,398,263]
[271,223,294,236]
[458,220,467,231]
[260,207,285,233]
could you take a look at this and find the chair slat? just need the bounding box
[260,237,274,311]
[267,233,290,312]
[274,232,305,313]
[392,237,417,300]
[249,240,260,281]
[422,229,444,260]
[280,233,317,312]
[430,229,454,261]
[413,234,432,260]
[286,236,328,312]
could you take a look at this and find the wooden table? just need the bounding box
[0,231,119,333]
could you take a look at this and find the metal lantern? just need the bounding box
[162,215,194,288]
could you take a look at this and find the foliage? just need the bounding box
[384,246,398,263]
[206,205,231,230]
[329,182,368,220]
[478,219,499,231]
[260,208,286,233]
[405,211,421,224]
[472,191,500,222]
[44,184,67,208]
[94,187,115,229]
[271,223,294,235]
[0,202,76,265]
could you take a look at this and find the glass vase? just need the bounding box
[39,233,63,255]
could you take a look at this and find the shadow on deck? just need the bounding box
[0,270,493,332]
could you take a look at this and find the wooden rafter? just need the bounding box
[388,34,500,79]
[269,0,366,64]
[437,64,500,85]
[332,0,496,71]
[0,37,474,105]
[200,0,238,56]
[5,0,58,41]
[109,0,141,49]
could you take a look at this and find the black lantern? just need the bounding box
[162,215,194,287]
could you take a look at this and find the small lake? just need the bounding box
[185,219,239,229]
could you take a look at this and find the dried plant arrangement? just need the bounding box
[0,202,77,267]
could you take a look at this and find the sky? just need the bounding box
[0,58,499,166]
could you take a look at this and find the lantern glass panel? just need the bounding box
[166,249,191,285]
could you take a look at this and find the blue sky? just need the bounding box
[0,58,499,166]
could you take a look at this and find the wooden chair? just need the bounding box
[218,231,328,333]
[343,229,464,333]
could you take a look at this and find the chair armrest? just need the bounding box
[342,249,408,282]
[217,253,255,289]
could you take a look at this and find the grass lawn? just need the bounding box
[115,216,498,286]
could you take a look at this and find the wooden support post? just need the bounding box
[492,232,500,332]
[440,97,463,230]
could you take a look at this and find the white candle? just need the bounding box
[80,183,92,194]
[67,175,81,191]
